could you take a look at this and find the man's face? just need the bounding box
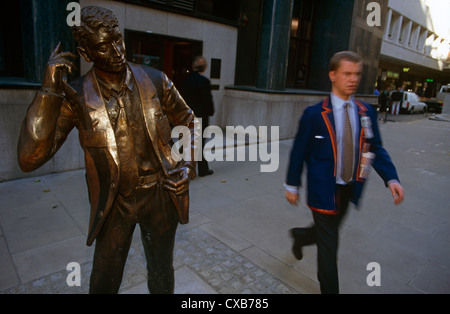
[84,26,126,73]
[329,60,362,99]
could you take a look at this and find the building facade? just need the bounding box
[1,0,449,181]
[378,0,450,97]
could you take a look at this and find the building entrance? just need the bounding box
[125,30,203,90]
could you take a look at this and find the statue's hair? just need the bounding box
[71,6,119,47]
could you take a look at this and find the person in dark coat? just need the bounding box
[379,86,391,122]
[391,88,403,115]
[182,56,215,177]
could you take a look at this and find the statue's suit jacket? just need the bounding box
[286,97,399,214]
[18,63,198,246]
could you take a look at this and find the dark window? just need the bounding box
[197,0,241,22]
[0,1,24,77]
[124,0,241,24]
[286,0,317,88]
[143,0,195,12]
[210,58,221,79]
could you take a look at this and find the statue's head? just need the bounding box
[71,6,126,73]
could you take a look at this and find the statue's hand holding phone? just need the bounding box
[41,42,78,97]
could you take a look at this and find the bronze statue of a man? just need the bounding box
[17,6,198,294]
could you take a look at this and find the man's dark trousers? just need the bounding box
[198,116,211,175]
[299,184,352,294]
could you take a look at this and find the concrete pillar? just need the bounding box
[384,9,392,39]
[256,0,294,91]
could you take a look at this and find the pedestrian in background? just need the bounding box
[391,87,402,115]
[379,86,391,122]
[284,51,404,294]
[182,56,215,177]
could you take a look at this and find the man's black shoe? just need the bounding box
[289,228,304,260]
[199,169,214,177]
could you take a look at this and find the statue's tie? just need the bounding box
[342,103,354,183]
[115,96,139,196]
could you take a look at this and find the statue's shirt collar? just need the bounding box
[95,65,134,101]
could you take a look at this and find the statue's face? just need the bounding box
[85,26,126,73]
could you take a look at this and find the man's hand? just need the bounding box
[41,42,78,95]
[285,190,299,205]
[163,166,194,195]
[388,181,404,205]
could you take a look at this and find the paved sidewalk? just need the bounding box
[1,115,449,294]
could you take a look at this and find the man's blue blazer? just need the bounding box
[286,96,399,214]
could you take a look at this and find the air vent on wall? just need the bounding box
[145,0,195,12]
[172,0,195,11]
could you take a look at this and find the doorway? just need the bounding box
[125,29,203,90]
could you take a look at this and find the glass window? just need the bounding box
[0,1,24,77]
[286,0,317,88]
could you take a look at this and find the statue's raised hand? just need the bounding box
[41,42,78,95]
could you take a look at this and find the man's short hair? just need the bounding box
[71,6,119,47]
[329,51,362,72]
[192,56,207,72]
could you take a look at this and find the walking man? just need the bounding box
[284,51,404,294]
[391,87,402,115]
[182,56,215,177]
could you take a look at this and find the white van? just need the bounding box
[437,84,450,103]
[391,91,427,113]
[402,91,427,113]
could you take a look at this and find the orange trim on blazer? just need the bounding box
[356,128,365,182]
[308,205,339,215]
[321,97,337,177]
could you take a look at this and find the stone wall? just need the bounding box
[220,88,379,140]
[0,89,84,182]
